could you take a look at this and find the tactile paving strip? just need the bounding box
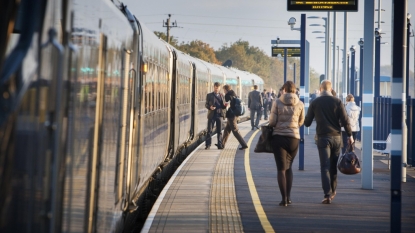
[209,125,252,233]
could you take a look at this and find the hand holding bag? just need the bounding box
[254,125,273,153]
[337,143,361,175]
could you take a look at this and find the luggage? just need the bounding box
[337,143,361,175]
[254,125,273,153]
[231,96,245,116]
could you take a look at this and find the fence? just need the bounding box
[371,96,415,166]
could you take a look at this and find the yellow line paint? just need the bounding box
[245,130,276,233]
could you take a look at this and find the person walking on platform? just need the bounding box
[268,81,304,207]
[261,89,269,120]
[304,80,354,204]
[205,82,227,150]
[222,85,248,150]
[248,85,263,130]
[341,94,361,153]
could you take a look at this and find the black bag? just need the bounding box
[231,96,245,116]
[254,126,273,153]
[337,143,361,175]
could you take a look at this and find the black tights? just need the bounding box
[277,168,293,202]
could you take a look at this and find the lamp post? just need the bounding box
[284,47,287,82]
[374,29,382,97]
[358,38,364,98]
[288,15,306,170]
[406,13,411,98]
[350,45,356,96]
[308,16,330,81]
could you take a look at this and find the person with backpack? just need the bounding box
[222,85,248,150]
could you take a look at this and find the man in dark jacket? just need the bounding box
[205,82,227,149]
[248,85,263,130]
[304,80,354,204]
[222,85,248,150]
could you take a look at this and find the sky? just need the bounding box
[122,0,415,76]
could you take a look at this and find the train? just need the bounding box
[0,0,264,232]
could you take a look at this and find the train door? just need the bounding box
[191,63,197,140]
[170,50,179,155]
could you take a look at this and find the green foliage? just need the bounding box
[153,31,322,94]
[153,31,179,47]
[177,40,219,64]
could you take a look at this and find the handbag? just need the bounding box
[337,143,361,175]
[254,125,274,153]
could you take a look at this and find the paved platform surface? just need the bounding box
[141,120,415,233]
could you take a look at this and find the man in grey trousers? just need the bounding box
[248,85,263,130]
[304,80,354,204]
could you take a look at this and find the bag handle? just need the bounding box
[346,142,355,152]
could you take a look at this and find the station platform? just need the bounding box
[141,120,415,233]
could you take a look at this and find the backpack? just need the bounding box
[231,96,245,116]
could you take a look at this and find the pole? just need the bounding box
[294,63,296,84]
[406,17,410,97]
[332,12,337,85]
[391,0,407,231]
[299,14,306,170]
[347,52,350,94]
[375,36,381,97]
[359,41,364,97]
[361,0,375,190]
[327,12,331,81]
[343,12,348,102]
[337,46,340,94]
[167,14,171,44]
[350,48,356,96]
[284,47,287,83]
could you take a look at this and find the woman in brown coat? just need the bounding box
[268,81,305,206]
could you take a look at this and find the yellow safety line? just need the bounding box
[245,130,276,233]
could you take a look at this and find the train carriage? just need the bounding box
[0,0,265,232]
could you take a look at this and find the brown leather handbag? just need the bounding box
[254,126,274,153]
[337,143,361,175]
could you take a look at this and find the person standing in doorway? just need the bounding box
[248,85,263,130]
[304,80,353,204]
[268,81,304,206]
[222,85,248,150]
[205,82,227,150]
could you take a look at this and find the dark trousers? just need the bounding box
[263,107,268,120]
[341,131,358,154]
[250,108,262,128]
[206,116,223,147]
[222,117,248,147]
[316,135,342,198]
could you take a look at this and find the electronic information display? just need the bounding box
[287,1,358,11]
[271,47,301,57]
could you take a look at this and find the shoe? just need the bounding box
[239,146,248,150]
[321,197,331,204]
[215,144,224,149]
[255,126,260,129]
[251,127,255,130]
[330,191,336,200]
[287,198,292,204]
[279,201,288,206]
[205,145,210,150]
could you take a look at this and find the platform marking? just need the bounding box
[141,142,205,233]
[245,130,275,233]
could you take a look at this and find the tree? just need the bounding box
[177,40,219,64]
[153,31,179,47]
